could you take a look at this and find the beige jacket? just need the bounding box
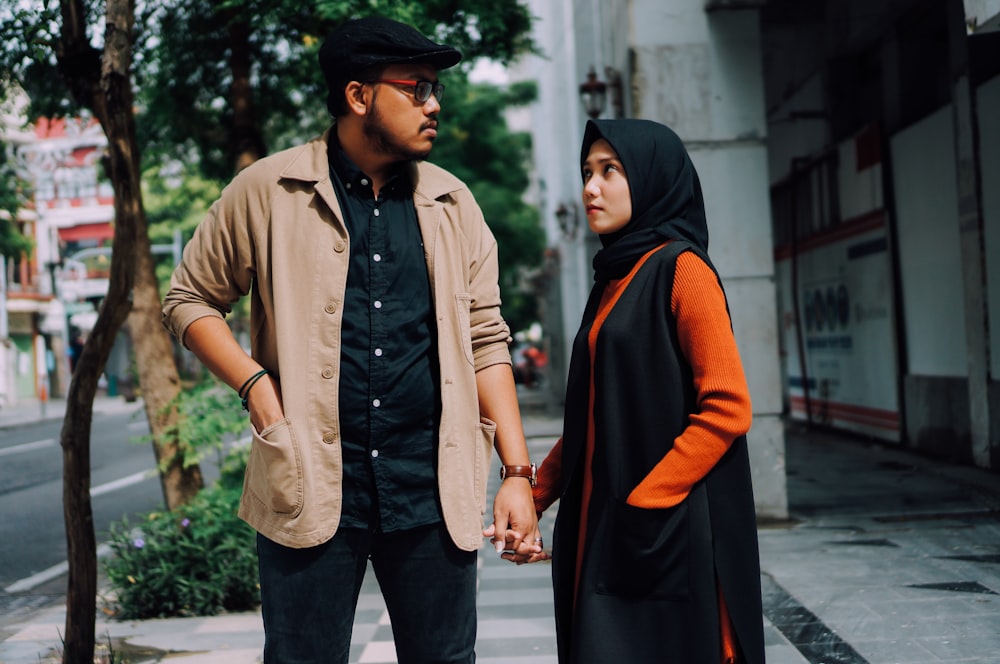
[163,130,512,550]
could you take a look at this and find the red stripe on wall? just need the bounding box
[789,396,900,431]
[775,209,886,261]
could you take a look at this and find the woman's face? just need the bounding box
[582,138,632,236]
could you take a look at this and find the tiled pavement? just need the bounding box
[2,400,1000,663]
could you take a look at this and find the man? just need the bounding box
[162,16,540,663]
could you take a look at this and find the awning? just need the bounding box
[57,222,114,242]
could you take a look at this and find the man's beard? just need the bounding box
[363,101,433,162]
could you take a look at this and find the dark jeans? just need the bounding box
[257,523,477,664]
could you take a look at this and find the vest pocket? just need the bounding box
[596,499,689,599]
[246,419,304,517]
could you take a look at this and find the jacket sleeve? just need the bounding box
[626,251,752,509]
[461,189,513,370]
[162,173,260,346]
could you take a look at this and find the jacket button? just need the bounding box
[322,433,335,445]
[325,301,337,314]
[334,240,346,252]
[322,367,334,379]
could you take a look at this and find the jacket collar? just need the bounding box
[279,127,463,203]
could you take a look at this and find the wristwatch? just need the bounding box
[500,463,537,487]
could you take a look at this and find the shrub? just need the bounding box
[104,478,259,619]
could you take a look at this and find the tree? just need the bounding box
[0,1,201,660]
[0,1,206,509]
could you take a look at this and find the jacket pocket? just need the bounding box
[246,419,304,517]
[596,500,689,599]
[454,293,475,365]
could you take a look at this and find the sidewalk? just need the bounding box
[2,405,1000,662]
[0,393,142,430]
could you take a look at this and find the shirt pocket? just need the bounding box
[455,293,475,365]
[246,418,304,518]
[596,499,689,599]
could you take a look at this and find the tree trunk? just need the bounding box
[228,16,265,172]
[127,231,204,508]
[57,2,139,660]
[53,0,197,658]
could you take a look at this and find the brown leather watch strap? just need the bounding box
[500,463,537,486]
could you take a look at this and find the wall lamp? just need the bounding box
[556,202,579,240]
[579,66,623,119]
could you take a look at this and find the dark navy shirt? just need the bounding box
[328,138,442,533]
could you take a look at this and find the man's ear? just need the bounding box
[344,81,369,116]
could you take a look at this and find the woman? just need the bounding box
[525,119,764,663]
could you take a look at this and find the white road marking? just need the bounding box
[4,544,112,593]
[90,470,153,497]
[0,438,56,457]
[4,470,154,593]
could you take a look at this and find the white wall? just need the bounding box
[964,0,1000,30]
[978,73,1000,380]
[891,106,967,376]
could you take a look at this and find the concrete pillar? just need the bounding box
[630,0,788,517]
[949,2,992,468]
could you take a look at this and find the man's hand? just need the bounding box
[246,374,284,432]
[483,477,549,564]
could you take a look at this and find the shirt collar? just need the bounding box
[327,133,409,198]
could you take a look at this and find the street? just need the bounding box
[0,399,232,633]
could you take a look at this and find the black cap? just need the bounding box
[319,17,462,91]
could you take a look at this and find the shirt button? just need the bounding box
[361,178,369,186]
[346,182,352,190]
[374,300,382,309]
[371,449,379,458]
[373,253,381,262]
[374,348,383,357]
[373,209,380,217]
[373,398,381,407]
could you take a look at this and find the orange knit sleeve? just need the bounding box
[532,437,564,515]
[626,251,752,509]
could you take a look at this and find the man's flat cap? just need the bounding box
[319,16,462,88]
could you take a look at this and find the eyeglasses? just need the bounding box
[368,79,445,103]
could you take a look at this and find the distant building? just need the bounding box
[1,112,113,406]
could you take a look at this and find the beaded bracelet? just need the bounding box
[238,369,269,411]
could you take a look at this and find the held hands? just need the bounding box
[483,477,552,565]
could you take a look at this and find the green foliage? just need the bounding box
[143,164,222,292]
[0,3,82,118]
[431,78,545,331]
[108,375,254,619]
[104,477,259,619]
[0,141,34,261]
[135,0,538,179]
[149,377,249,473]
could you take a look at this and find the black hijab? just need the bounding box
[581,119,708,282]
